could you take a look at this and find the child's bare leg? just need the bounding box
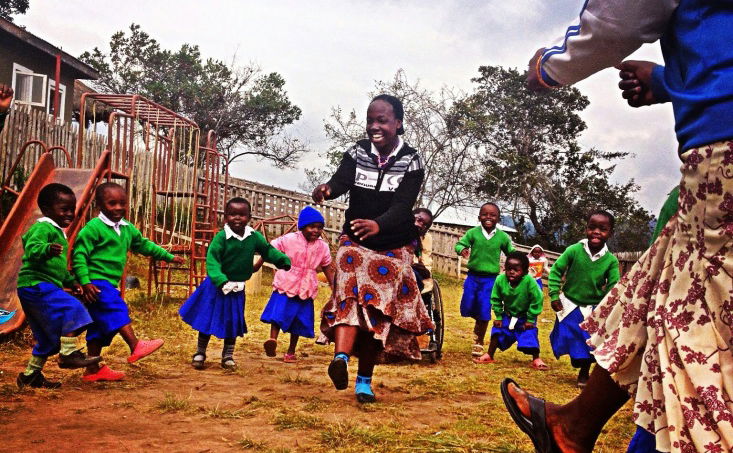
[505,365,629,452]
[287,334,299,355]
[486,335,499,359]
[86,339,104,373]
[118,323,138,352]
[270,324,281,341]
[473,320,489,344]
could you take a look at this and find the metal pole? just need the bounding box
[53,54,61,123]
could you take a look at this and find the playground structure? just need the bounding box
[0,94,227,335]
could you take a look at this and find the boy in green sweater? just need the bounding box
[455,202,515,358]
[72,182,183,381]
[16,183,102,389]
[548,210,620,388]
[474,251,547,369]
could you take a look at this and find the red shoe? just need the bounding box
[128,339,164,363]
[82,365,125,382]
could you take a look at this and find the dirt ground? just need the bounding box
[0,271,635,452]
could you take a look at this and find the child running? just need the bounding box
[16,183,102,388]
[73,182,183,381]
[260,206,334,363]
[548,210,619,388]
[180,197,291,370]
[474,251,547,370]
[527,245,549,289]
[455,202,515,360]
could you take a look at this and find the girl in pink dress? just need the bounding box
[261,206,334,362]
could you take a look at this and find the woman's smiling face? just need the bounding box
[366,100,402,153]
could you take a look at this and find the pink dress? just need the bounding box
[271,232,331,299]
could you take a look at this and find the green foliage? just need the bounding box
[456,65,653,250]
[0,0,28,21]
[80,24,305,169]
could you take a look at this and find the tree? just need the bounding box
[455,65,653,251]
[80,24,305,169]
[0,0,28,21]
[309,70,482,218]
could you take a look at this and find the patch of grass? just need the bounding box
[301,396,331,412]
[200,403,255,419]
[112,401,136,409]
[273,409,324,430]
[319,421,396,450]
[279,374,313,385]
[408,432,495,452]
[155,392,191,413]
[237,436,268,450]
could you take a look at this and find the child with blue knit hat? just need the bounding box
[261,206,334,362]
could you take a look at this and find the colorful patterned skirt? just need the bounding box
[318,236,434,361]
[582,141,733,452]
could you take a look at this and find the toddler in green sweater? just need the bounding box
[474,251,547,370]
[548,210,620,387]
[455,202,515,358]
[16,184,103,389]
[72,182,183,382]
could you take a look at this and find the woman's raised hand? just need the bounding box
[312,184,331,204]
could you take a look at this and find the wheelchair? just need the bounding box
[419,280,445,363]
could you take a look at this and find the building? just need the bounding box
[0,17,98,123]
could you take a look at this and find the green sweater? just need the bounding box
[650,186,679,245]
[72,217,174,286]
[491,274,544,323]
[548,242,620,306]
[455,226,515,275]
[206,229,291,288]
[17,221,75,288]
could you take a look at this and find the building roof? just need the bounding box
[0,17,99,80]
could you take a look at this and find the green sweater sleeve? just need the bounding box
[548,248,571,301]
[206,233,228,288]
[526,278,544,323]
[502,233,515,254]
[72,226,95,285]
[23,226,52,261]
[255,233,291,269]
[491,278,505,320]
[605,260,621,294]
[130,226,174,261]
[455,229,473,254]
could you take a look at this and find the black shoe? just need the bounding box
[356,392,376,404]
[328,358,348,390]
[17,371,61,389]
[221,357,237,371]
[58,350,103,369]
[192,353,206,370]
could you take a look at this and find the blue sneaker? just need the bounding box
[355,375,376,403]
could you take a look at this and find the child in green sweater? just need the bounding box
[16,184,102,388]
[455,202,515,358]
[474,251,547,369]
[72,182,183,382]
[179,197,291,370]
[548,210,620,387]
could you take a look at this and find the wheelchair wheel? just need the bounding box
[431,281,445,360]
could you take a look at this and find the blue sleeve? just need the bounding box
[650,65,671,103]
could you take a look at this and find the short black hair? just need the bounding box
[38,183,75,209]
[95,182,125,206]
[480,202,501,216]
[505,251,530,274]
[371,94,405,135]
[225,197,251,213]
[412,207,434,228]
[588,209,615,230]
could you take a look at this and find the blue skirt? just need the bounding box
[260,291,314,338]
[179,277,246,339]
[459,273,496,321]
[549,306,594,365]
[86,279,133,347]
[491,315,540,355]
[535,278,543,290]
[627,426,661,453]
[18,283,93,356]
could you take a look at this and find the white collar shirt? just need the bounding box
[224,224,254,241]
[481,226,497,241]
[370,137,404,165]
[98,212,129,236]
[580,238,609,262]
[37,217,67,238]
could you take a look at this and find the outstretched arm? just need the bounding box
[528,0,679,90]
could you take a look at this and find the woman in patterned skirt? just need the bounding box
[312,94,434,404]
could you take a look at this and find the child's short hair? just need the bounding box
[225,197,251,213]
[505,251,530,274]
[38,183,74,209]
[371,94,405,135]
[587,209,615,230]
[95,182,125,205]
[412,207,434,228]
[480,202,501,215]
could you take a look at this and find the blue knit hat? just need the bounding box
[298,206,325,229]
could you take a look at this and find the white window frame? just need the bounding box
[46,79,66,121]
[11,63,47,107]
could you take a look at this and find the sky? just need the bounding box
[18,0,680,221]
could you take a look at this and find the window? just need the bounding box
[47,80,66,121]
[12,63,47,107]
